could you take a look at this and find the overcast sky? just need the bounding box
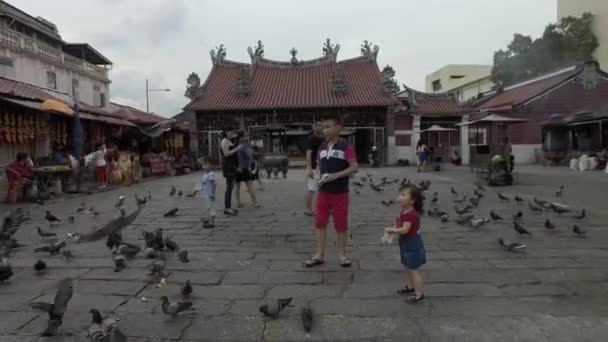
[18,0,556,117]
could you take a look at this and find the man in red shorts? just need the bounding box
[305,115,358,268]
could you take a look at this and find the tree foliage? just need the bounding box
[491,12,598,86]
[381,65,400,94]
[184,72,201,99]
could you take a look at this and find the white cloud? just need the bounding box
[16,0,556,116]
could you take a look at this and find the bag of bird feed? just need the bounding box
[569,158,578,171]
[380,232,398,245]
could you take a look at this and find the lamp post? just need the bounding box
[145,79,171,113]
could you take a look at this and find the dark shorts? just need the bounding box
[417,152,428,162]
[236,169,253,182]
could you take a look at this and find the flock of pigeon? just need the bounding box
[0,184,317,340]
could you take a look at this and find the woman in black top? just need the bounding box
[220,129,243,216]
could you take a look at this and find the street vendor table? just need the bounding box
[33,165,72,198]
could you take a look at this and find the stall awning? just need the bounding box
[0,96,45,112]
[79,112,136,126]
[42,99,74,116]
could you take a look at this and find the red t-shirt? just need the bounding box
[396,209,420,239]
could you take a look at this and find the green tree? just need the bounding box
[491,12,598,86]
[184,72,201,99]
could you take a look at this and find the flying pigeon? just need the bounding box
[34,241,67,255]
[177,250,189,263]
[572,225,586,238]
[161,296,193,318]
[259,297,293,319]
[115,195,126,208]
[30,278,73,336]
[164,208,178,217]
[301,306,314,332]
[513,221,532,236]
[177,190,183,198]
[181,280,193,298]
[169,186,176,196]
[450,186,457,195]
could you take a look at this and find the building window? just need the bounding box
[0,56,15,78]
[395,134,411,146]
[72,79,79,99]
[99,93,106,107]
[46,70,57,89]
[432,80,442,91]
[450,75,465,79]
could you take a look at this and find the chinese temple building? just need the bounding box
[185,40,400,165]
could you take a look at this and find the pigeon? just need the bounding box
[534,197,549,207]
[544,218,556,230]
[454,204,473,215]
[147,191,152,201]
[177,190,183,198]
[370,184,383,193]
[512,211,523,221]
[514,195,524,203]
[135,194,148,205]
[381,200,394,207]
[528,202,543,213]
[30,278,73,336]
[113,254,126,272]
[115,195,126,208]
[427,207,448,218]
[453,196,468,204]
[87,309,127,342]
[186,189,199,197]
[551,203,570,214]
[513,221,532,236]
[117,243,141,258]
[169,186,176,196]
[164,237,179,251]
[497,192,510,201]
[418,180,431,191]
[489,210,503,221]
[574,209,586,219]
[37,226,57,237]
[468,196,480,207]
[572,225,586,237]
[555,185,564,197]
[498,237,526,252]
[106,231,122,251]
[75,202,86,213]
[34,241,67,255]
[66,232,81,241]
[259,297,293,319]
[143,247,159,259]
[34,259,47,272]
[431,196,438,205]
[45,211,61,225]
[450,186,457,195]
[62,250,74,260]
[354,189,360,196]
[67,216,75,224]
[470,217,489,229]
[352,181,364,187]
[143,231,155,249]
[473,189,484,198]
[153,229,164,250]
[164,208,178,217]
[455,213,475,225]
[161,296,193,318]
[474,181,485,192]
[301,306,314,332]
[177,250,189,263]
[0,257,13,281]
[440,214,449,223]
[181,280,193,298]
[148,256,167,276]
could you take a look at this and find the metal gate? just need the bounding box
[344,127,385,164]
[200,130,222,165]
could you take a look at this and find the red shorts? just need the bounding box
[315,192,349,232]
[96,166,107,184]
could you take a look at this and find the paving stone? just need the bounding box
[0,311,39,334]
[73,279,147,295]
[183,316,264,341]
[310,298,430,317]
[222,271,322,285]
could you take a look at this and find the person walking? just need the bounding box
[416,140,430,172]
[304,115,358,268]
[84,144,108,189]
[234,132,260,208]
[304,123,324,216]
[220,128,242,216]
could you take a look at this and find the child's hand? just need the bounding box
[384,227,396,234]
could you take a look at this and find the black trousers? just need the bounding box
[224,175,236,209]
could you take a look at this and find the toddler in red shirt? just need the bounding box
[385,184,426,304]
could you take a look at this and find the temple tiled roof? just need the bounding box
[185,56,400,111]
[396,86,471,116]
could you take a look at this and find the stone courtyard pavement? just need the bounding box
[1,165,608,342]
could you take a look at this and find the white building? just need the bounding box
[558,0,608,69]
[425,64,494,102]
[0,0,111,108]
